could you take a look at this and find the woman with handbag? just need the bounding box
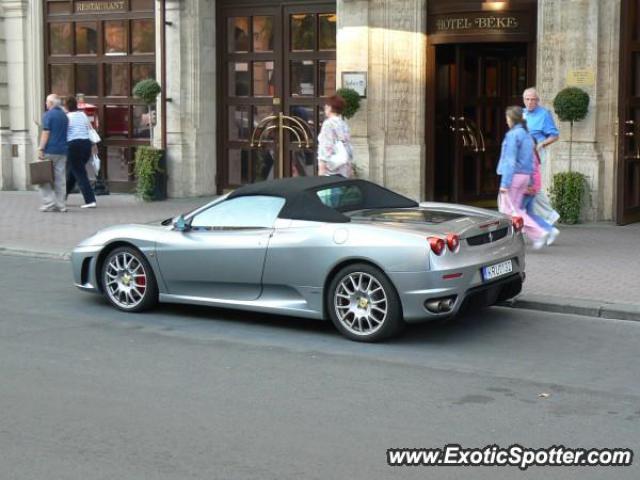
[317,95,353,178]
[497,106,548,250]
[65,96,98,208]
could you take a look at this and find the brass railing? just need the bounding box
[250,112,314,178]
[448,116,486,152]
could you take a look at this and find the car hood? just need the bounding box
[76,223,169,247]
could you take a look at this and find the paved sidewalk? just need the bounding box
[0,191,212,257]
[1,191,638,321]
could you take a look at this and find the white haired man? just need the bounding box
[522,87,560,244]
[38,94,69,212]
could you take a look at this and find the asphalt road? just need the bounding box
[1,254,638,480]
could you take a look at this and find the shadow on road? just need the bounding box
[80,292,514,346]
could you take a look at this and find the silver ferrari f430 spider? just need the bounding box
[72,176,525,342]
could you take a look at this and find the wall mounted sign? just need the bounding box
[566,69,595,87]
[341,72,367,98]
[75,1,127,13]
[428,12,533,42]
[435,15,519,31]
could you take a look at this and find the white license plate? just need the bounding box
[482,260,513,281]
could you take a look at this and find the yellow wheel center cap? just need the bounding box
[358,297,369,308]
[122,274,131,286]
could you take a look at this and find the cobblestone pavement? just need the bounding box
[0,191,212,256]
[1,191,638,306]
[522,222,640,305]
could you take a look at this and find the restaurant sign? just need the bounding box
[75,1,127,13]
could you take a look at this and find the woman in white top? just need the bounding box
[65,96,97,208]
[317,95,354,177]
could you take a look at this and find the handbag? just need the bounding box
[498,191,518,217]
[88,126,101,144]
[29,159,54,185]
[325,140,349,170]
[85,114,101,144]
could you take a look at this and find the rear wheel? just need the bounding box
[327,263,404,342]
[101,246,158,312]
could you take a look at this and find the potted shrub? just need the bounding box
[134,146,166,201]
[336,87,361,120]
[335,87,362,177]
[132,79,165,200]
[551,87,590,223]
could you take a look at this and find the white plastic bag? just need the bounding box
[88,128,101,144]
[91,153,101,174]
[325,140,349,171]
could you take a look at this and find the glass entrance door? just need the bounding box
[434,43,529,206]
[219,2,336,191]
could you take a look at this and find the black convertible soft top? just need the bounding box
[227,176,418,223]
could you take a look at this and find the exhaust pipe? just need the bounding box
[424,295,457,314]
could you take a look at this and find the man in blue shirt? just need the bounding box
[522,87,560,151]
[521,87,560,244]
[38,94,68,212]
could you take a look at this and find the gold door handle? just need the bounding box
[625,132,634,137]
[625,120,634,125]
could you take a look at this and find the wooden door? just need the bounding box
[434,43,529,206]
[617,0,640,224]
[220,6,283,188]
[218,1,336,191]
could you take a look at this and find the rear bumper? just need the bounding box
[390,253,525,323]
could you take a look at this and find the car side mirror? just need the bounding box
[173,215,190,232]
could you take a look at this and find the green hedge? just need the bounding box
[134,146,164,201]
[550,171,587,224]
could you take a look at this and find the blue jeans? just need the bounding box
[522,194,553,232]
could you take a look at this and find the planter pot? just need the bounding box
[152,169,167,201]
[135,148,166,201]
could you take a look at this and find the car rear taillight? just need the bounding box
[512,216,524,232]
[428,237,445,255]
[446,233,460,253]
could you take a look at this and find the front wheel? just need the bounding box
[101,246,158,312]
[327,263,404,342]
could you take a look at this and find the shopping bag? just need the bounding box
[325,140,349,170]
[29,159,54,185]
[91,153,101,174]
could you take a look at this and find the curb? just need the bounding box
[502,294,640,323]
[0,247,70,261]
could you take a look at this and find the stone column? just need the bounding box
[339,0,426,201]
[0,6,12,189]
[161,0,217,198]
[1,0,33,191]
[369,0,426,201]
[537,0,620,221]
[337,0,370,181]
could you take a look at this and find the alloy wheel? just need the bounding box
[334,272,388,336]
[104,251,148,309]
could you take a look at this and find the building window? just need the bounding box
[45,1,156,190]
[49,23,73,55]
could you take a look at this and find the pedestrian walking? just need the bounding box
[65,96,97,208]
[317,95,354,178]
[38,94,68,212]
[522,87,561,243]
[522,142,560,245]
[497,106,548,249]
